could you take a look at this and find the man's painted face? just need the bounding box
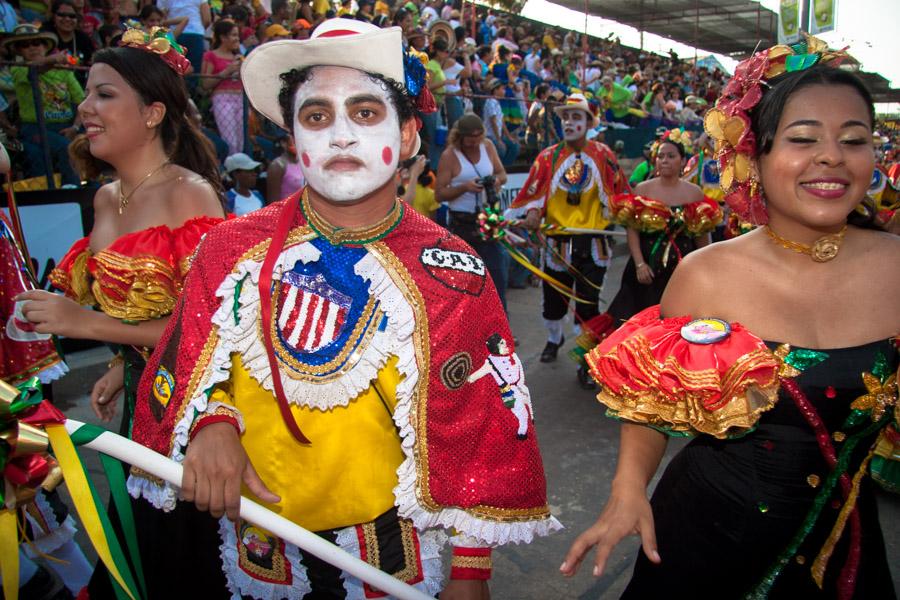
[560,108,588,141]
[292,66,401,202]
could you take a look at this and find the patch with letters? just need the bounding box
[420,237,486,296]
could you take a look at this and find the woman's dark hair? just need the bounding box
[212,19,238,49]
[51,0,76,14]
[751,64,879,228]
[658,139,686,159]
[277,66,417,134]
[139,4,163,20]
[391,7,409,27]
[428,37,448,58]
[751,64,875,157]
[70,47,223,200]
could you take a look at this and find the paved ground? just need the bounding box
[48,248,899,598]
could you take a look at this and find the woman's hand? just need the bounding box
[560,481,660,578]
[462,178,485,194]
[16,290,93,339]
[91,363,124,423]
[635,262,654,285]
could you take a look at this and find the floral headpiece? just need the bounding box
[651,128,694,161]
[120,27,192,76]
[704,34,848,224]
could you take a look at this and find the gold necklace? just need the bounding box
[764,224,848,263]
[118,161,170,214]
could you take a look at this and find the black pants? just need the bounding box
[541,236,605,323]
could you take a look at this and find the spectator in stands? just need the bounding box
[262,22,291,42]
[266,135,303,202]
[0,0,17,33]
[202,19,245,155]
[224,152,264,215]
[400,154,439,219]
[679,94,705,126]
[424,36,450,167]
[406,26,426,51]
[483,77,517,166]
[356,0,375,22]
[5,24,83,186]
[139,5,188,39]
[157,0,211,75]
[41,0,94,77]
[443,42,471,130]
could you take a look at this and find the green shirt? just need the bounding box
[426,59,446,106]
[12,66,85,124]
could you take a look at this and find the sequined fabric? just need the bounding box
[131,193,560,546]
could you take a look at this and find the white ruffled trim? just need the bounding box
[126,475,174,511]
[334,525,446,599]
[22,491,78,556]
[590,238,610,267]
[218,516,311,600]
[36,360,69,384]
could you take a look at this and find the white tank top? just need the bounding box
[448,144,494,214]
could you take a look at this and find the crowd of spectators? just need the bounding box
[2,0,895,202]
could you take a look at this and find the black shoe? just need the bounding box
[516,433,527,440]
[577,365,597,390]
[540,335,564,363]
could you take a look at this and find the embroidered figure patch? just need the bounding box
[237,521,292,584]
[467,334,534,440]
[420,240,486,296]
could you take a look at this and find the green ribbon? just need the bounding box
[71,424,147,600]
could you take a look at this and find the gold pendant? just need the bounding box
[810,234,842,262]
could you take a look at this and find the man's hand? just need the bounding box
[181,421,280,520]
[522,209,541,231]
[440,579,490,600]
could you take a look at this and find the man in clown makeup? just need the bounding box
[129,19,559,598]
[510,93,631,388]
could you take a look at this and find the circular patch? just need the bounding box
[680,318,731,344]
[152,366,175,407]
[441,352,472,390]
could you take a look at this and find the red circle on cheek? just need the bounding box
[382,146,393,166]
[301,152,311,168]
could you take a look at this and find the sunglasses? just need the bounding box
[55,11,78,18]
[16,39,48,48]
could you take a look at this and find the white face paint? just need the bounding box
[292,66,401,203]
[560,108,589,142]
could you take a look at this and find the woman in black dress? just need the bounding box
[562,40,900,598]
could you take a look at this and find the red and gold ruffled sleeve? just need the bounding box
[48,237,95,306]
[170,215,224,282]
[608,194,670,233]
[682,196,723,236]
[586,305,780,438]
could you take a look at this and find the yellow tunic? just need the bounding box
[214,354,405,532]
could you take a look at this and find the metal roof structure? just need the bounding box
[540,0,900,101]
[546,0,778,57]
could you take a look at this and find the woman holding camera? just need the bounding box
[436,113,510,309]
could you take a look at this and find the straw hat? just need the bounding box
[242,19,404,131]
[552,93,599,128]
[1,23,58,52]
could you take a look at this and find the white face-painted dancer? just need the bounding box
[560,108,588,142]
[292,67,403,203]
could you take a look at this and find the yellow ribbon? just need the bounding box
[0,509,18,600]
[45,424,136,600]
[504,244,592,304]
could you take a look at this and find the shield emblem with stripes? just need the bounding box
[277,270,352,354]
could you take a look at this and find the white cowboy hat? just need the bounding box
[242,19,405,132]
[553,93,599,129]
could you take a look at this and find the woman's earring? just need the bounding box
[146,120,153,128]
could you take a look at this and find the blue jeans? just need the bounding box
[178,33,205,88]
[445,96,464,131]
[470,238,510,313]
[21,123,79,186]
[489,135,519,167]
[421,110,442,170]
